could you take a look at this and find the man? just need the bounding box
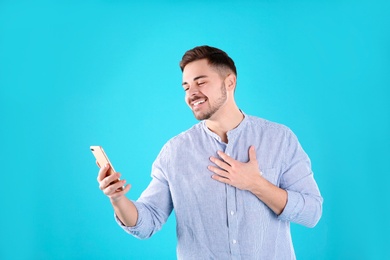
[97,46,323,259]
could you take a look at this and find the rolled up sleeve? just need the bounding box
[277,129,323,227]
[115,146,174,239]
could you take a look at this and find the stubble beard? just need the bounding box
[193,83,227,121]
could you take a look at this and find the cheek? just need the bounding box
[184,93,190,105]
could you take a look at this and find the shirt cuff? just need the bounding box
[114,200,148,238]
[277,189,302,221]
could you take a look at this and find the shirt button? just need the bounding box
[232,239,237,244]
[230,210,235,215]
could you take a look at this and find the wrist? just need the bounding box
[249,175,268,196]
[110,194,126,204]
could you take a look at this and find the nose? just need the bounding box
[187,84,199,97]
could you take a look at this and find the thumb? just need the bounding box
[248,145,257,162]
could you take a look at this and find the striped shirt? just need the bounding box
[116,113,323,259]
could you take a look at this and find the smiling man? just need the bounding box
[97,46,323,259]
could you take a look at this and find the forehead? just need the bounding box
[182,59,218,81]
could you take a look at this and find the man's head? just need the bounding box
[180,46,238,121]
[179,46,237,79]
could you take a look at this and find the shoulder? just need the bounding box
[159,122,204,153]
[242,114,302,149]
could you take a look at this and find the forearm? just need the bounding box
[250,177,287,216]
[111,197,138,227]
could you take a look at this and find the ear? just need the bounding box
[225,73,236,92]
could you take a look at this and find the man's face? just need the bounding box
[182,59,228,120]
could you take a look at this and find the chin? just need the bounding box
[193,111,212,121]
[193,114,206,121]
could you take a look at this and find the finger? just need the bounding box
[97,163,110,182]
[110,184,132,201]
[210,156,231,171]
[216,151,234,165]
[211,174,231,185]
[208,165,229,177]
[100,172,121,190]
[118,183,131,192]
[104,179,126,195]
[96,160,101,168]
[248,146,257,162]
[118,183,131,194]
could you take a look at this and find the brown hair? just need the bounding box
[179,46,237,77]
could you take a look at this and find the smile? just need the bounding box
[193,99,206,106]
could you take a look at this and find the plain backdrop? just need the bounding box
[1,0,389,259]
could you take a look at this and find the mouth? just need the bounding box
[190,98,207,110]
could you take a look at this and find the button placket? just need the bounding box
[225,139,240,256]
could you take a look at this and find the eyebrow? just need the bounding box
[182,75,208,86]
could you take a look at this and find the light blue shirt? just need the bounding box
[116,113,323,259]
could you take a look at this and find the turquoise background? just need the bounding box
[1,0,389,259]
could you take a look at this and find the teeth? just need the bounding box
[193,100,205,106]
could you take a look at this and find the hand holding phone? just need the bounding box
[90,146,124,191]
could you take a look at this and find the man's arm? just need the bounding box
[97,164,138,227]
[209,140,323,229]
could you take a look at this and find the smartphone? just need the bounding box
[90,146,124,191]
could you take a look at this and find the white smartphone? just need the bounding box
[90,146,124,191]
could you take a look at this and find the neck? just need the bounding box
[205,106,244,143]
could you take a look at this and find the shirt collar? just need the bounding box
[201,110,248,142]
